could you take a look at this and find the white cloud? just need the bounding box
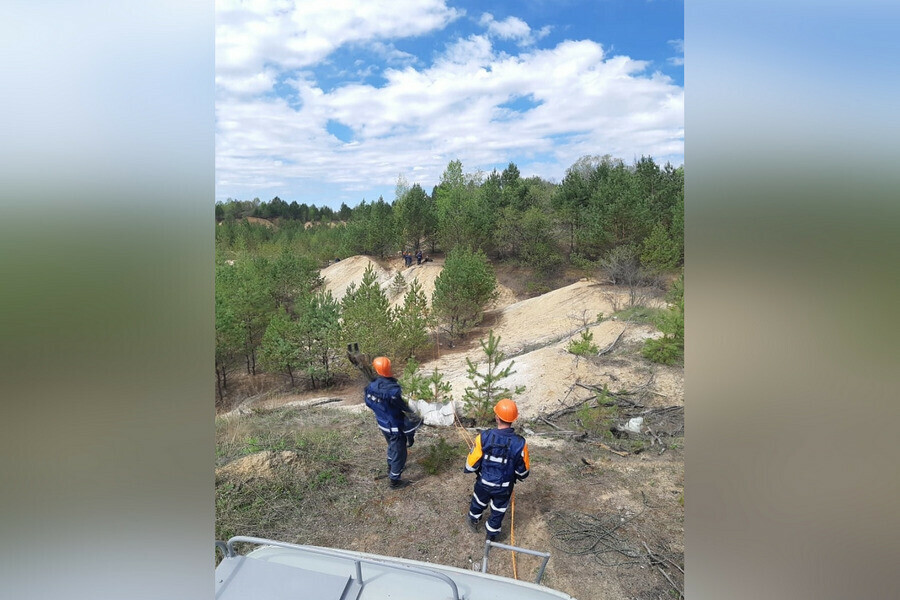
[369,42,419,66]
[479,13,532,44]
[215,69,277,97]
[667,38,684,66]
[216,0,462,96]
[478,12,550,47]
[216,5,683,203]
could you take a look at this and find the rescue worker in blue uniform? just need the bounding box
[464,398,530,540]
[364,356,422,489]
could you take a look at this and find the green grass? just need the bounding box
[311,467,347,489]
[215,467,319,542]
[575,401,618,437]
[295,430,344,462]
[216,408,363,464]
[612,305,664,324]
[215,407,363,546]
[419,437,467,475]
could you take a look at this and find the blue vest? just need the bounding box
[478,428,526,488]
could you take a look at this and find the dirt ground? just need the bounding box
[216,256,684,599]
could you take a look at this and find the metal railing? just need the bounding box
[219,536,461,600]
[215,541,229,560]
[481,540,551,585]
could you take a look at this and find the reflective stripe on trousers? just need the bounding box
[468,480,512,534]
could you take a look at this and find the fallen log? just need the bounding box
[597,442,629,457]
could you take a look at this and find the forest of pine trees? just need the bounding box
[215,155,683,406]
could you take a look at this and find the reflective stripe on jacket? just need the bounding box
[465,427,530,487]
[364,376,422,435]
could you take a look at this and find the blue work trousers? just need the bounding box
[382,431,408,481]
[469,479,512,535]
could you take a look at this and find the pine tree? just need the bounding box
[392,278,431,360]
[340,264,395,356]
[432,246,498,343]
[642,273,684,364]
[422,367,454,405]
[640,222,681,273]
[258,307,301,386]
[296,291,342,388]
[462,331,525,425]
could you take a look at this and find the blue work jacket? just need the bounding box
[364,376,422,435]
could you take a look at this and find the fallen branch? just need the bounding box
[642,541,684,598]
[545,387,647,421]
[307,397,343,407]
[543,394,599,419]
[549,507,647,566]
[575,382,607,394]
[282,397,344,410]
[597,442,629,457]
[664,555,685,575]
[657,565,684,599]
[575,383,643,408]
[539,415,563,430]
[645,427,666,454]
[597,327,626,356]
[639,406,684,419]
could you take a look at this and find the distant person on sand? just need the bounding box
[404,250,412,267]
[364,356,422,489]
[416,249,423,265]
[464,399,530,541]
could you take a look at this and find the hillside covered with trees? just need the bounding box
[215,155,684,409]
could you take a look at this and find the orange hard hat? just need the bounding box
[373,356,392,378]
[493,398,518,423]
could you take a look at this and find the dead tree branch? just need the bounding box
[539,415,563,430]
[597,327,627,356]
[597,442,630,457]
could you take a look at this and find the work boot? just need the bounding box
[389,478,410,489]
[486,532,497,543]
[467,518,480,534]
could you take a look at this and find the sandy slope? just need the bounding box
[423,288,680,420]
[321,254,516,310]
[314,256,682,420]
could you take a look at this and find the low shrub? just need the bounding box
[642,273,683,365]
[641,337,683,364]
[568,329,599,356]
[419,437,467,475]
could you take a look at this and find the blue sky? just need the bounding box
[216,0,683,209]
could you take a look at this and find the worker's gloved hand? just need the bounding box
[407,434,415,448]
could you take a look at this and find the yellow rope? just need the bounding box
[511,490,517,580]
[453,410,475,450]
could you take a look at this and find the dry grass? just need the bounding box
[215,402,684,599]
